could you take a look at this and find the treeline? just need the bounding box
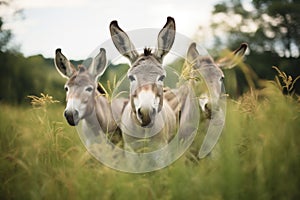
[1,49,299,105]
[0,51,131,105]
[0,51,65,104]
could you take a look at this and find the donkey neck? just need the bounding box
[94,90,118,133]
[83,107,101,134]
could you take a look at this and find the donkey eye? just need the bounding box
[128,75,136,81]
[158,75,165,82]
[85,86,93,92]
[220,77,224,82]
[64,86,69,92]
[194,77,201,82]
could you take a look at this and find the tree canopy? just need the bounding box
[197,0,300,95]
[208,0,300,57]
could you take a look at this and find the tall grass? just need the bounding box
[1,81,299,199]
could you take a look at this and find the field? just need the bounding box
[1,82,300,200]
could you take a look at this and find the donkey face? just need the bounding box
[110,17,176,127]
[54,48,107,126]
[186,43,248,117]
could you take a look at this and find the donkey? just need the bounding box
[55,48,126,146]
[109,17,178,152]
[184,42,248,118]
[182,42,248,158]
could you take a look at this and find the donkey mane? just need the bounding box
[143,48,152,56]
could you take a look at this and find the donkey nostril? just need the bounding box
[64,110,78,118]
[74,110,79,117]
[64,110,67,118]
[64,110,77,126]
[137,108,143,119]
[204,103,212,119]
[136,107,152,127]
[205,103,211,111]
[152,108,156,115]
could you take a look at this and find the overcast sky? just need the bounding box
[1,0,219,59]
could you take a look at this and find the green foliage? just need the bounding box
[1,81,300,199]
[210,0,300,56]
[99,62,130,97]
[0,17,12,52]
[0,52,66,104]
[0,0,23,53]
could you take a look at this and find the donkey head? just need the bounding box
[110,17,176,127]
[55,48,107,126]
[186,43,248,117]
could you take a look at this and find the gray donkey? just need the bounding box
[109,17,179,153]
[183,42,248,158]
[55,48,126,146]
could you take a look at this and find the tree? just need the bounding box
[0,17,12,51]
[197,0,300,95]
[0,0,23,52]
[0,1,12,52]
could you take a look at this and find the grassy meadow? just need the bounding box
[0,80,300,200]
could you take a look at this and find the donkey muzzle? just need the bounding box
[64,109,79,126]
[137,107,156,127]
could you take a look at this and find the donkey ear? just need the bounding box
[54,49,76,79]
[110,20,139,63]
[90,48,107,80]
[154,17,176,62]
[186,42,199,64]
[216,43,248,69]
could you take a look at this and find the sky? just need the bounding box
[1,0,219,59]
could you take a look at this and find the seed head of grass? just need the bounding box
[27,93,59,108]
